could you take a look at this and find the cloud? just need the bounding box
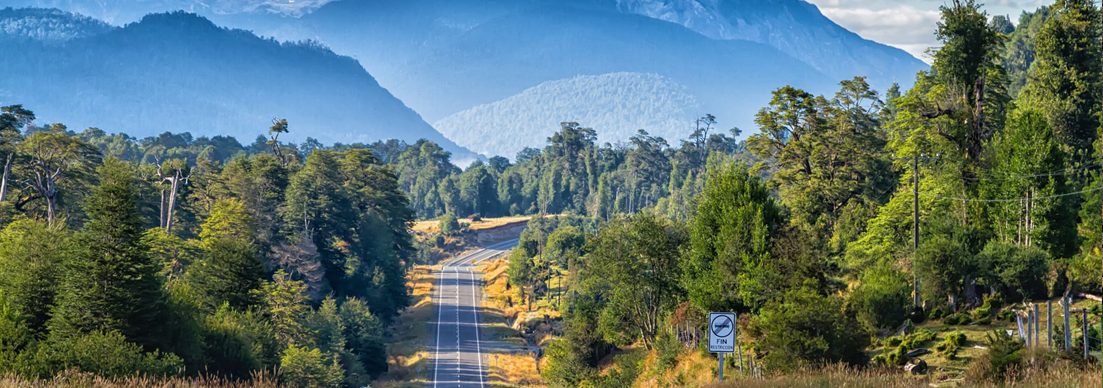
[812,3,942,62]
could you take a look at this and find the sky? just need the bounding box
[805,0,1051,62]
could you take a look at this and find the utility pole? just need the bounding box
[896,154,939,308]
[913,156,920,309]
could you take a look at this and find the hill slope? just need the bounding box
[0,9,478,159]
[434,72,702,158]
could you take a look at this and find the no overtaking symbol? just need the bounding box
[708,312,736,353]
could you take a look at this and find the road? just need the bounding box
[431,238,519,388]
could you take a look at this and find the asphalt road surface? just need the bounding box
[431,239,519,388]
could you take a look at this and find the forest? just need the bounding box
[0,0,1099,386]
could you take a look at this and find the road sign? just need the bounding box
[708,312,736,353]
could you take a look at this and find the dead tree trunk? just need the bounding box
[0,153,12,202]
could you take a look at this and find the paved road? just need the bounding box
[431,239,519,388]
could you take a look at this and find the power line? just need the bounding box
[919,186,1103,203]
[959,163,1102,181]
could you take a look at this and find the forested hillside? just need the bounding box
[0,9,480,160]
[434,72,703,159]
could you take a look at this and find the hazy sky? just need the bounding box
[805,0,1051,62]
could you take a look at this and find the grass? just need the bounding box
[0,371,281,387]
[702,363,1101,388]
[476,257,547,387]
[411,216,531,234]
[372,264,438,388]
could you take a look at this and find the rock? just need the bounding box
[904,359,928,375]
[906,348,929,358]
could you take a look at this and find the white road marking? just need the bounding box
[430,238,520,387]
[470,269,486,388]
[433,267,445,388]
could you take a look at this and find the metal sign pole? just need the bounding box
[719,352,724,382]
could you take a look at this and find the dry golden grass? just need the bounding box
[489,352,544,387]
[411,216,531,233]
[373,264,438,388]
[476,258,548,387]
[700,362,1102,388]
[0,371,280,388]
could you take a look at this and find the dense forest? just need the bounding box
[0,92,755,385]
[522,1,1103,386]
[0,0,1100,386]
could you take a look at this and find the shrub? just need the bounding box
[653,331,682,371]
[928,306,947,320]
[945,312,972,325]
[967,330,1025,382]
[439,214,460,235]
[25,331,183,378]
[280,345,344,388]
[883,336,903,348]
[849,264,911,331]
[886,345,908,366]
[750,286,870,372]
[946,331,967,347]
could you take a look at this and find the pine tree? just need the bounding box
[49,158,165,349]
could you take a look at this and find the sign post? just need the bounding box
[709,312,736,382]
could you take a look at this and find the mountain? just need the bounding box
[0,9,479,159]
[6,0,929,159]
[434,72,703,158]
[0,7,112,41]
[613,0,924,84]
[1,1,337,23]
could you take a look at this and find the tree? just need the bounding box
[16,127,101,225]
[585,214,688,349]
[264,270,314,347]
[983,109,1077,259]
[0,105,34,202]
[439,213,460,236]
[683,164,782,313]
[849,263,911,331]
[154,158,190,233]
[49,158,165,349]
[187,237,263,311]
[748,78,892,236]
[545,225,585,268]
[0,219,73,332]
[750,285,869,372]
[1020,0,1101,156]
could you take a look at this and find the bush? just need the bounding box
[935,331,967,360]
[883,336,903,348]
[749,286,870,372]
[947,331,967,347]
[23,331,183,378]
[886,345,908,366]
[849,264,911,331]
[280,345,344,388]
[439,214,460,235]
[928,306,947,320]
[653,331,682,371]
[967,330,1025,382]
[945,312,973,325]
[978,241,1049,301]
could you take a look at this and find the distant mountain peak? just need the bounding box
[0,7,114,41]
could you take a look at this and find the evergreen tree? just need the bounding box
[1021,0,1101,157]
[49,158,165,349]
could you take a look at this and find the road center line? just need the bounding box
[469,268,486,388]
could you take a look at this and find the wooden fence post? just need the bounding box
[1047,301,1053,350]
[1064,295,1072,351]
